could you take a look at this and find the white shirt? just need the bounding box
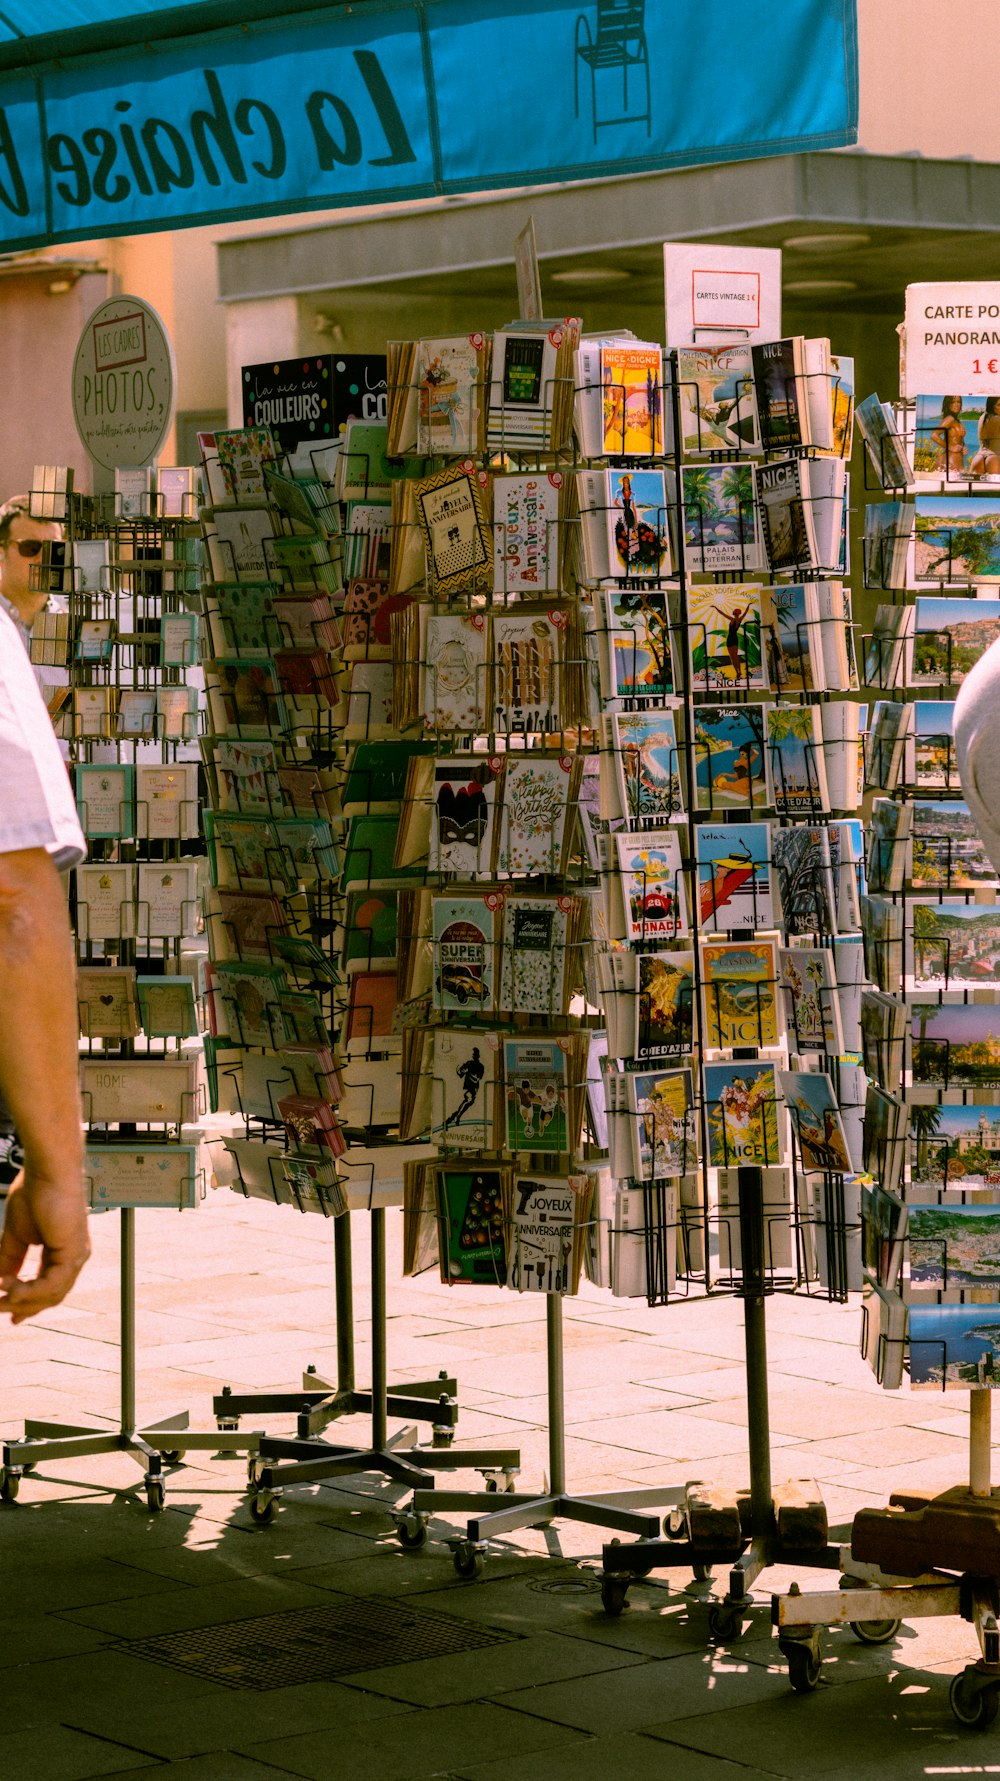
[0,607,85,870]
[953,637,1000,875]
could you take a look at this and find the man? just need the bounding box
[0,495,64,649]
[0,507,89,1324]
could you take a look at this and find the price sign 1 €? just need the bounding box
[72,295,175,471]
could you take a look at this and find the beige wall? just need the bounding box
[856,0,1000,156]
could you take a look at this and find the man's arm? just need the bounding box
[0,846,88,1322]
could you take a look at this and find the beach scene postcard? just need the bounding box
[909,1302,1000,1388]
[913,495,1000,584]
[911,1000,1000,1087]
[913,395,1000,482]
[691,705,768,812]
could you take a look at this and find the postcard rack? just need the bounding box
[596,326,864,1624]
[772,291,1000,1723]
[0,484,261,1513]
[194,427,525,1516]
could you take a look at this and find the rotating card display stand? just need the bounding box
[771,295,1000,1724]
[596,338,860,1623]
[195,434,521,1518]
[1,487,260,1512]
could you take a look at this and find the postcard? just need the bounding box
[909,1303,1000,1388]
[691,705,768,813]
[911,596,1000,685]
[913,496,1000,584]
[703,1060,782,1169]
[912,1000,1000,1087]
[604,468,670,579]
[681,463,759,573]
[908,1102,1000,1191]
[688,583,766,695]
[906,898,1000,991]
[701,938,779,1050]
[695,822,774,933]
[781,1069,852,1173]
[601,587,675,702]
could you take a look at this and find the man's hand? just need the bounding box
[0,1169,90,1324]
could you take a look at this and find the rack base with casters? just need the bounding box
[0,1210,264,1514]
[408,1294,685,1579]
[601,1470,841,1624]
[771,1391,1000,1726]
[241,1211,521,1523]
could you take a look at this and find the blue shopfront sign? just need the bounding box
[0,0,857,249]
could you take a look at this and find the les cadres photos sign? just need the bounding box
[72,296,175,470]
[0,0,857,249]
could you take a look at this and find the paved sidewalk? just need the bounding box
[0,1192,991,1779]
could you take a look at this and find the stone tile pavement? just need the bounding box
[0,1192,994,1778]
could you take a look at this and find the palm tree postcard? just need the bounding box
[911,1000,1000,1087]
[601,587,675,702]
[691,705,768,812]
[908,1102,1000,1190]
[909,1303,1000,1388]
[760,582,823,693]
[680,464,760,572]
[611,708,683,824]
[913,496,1000,583]
[703,1060,782,1169]
[906,898,1000,991]
[676,344,759,456]
[688,582,765,695]
[781,1069,853,1174]
[765,705,830,816]
[911,596,1000,684]
[778,945,843,1055]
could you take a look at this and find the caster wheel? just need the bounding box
[144,1480,165,1513]
[249,1494,278,1527]
[781,1637,822,1694]
[0,1468,20,1502]
[849,1616,901,1645]
[503,1474,518,1495]
[396,1518,428,1550]
[20,1461,36,1475]
[950,1669,1000,1730]
[159,1449,182,1467]
[217,1417,239,1434]
[432,1429,455,1450]
[601,1576,629,1617]
[708,1605,742,1644]
[692,1562,714,1583]
[453,1542,485,1580]
[247,1457,260,1486]
[484,1477,499,1494]
[664,1509,686,1539]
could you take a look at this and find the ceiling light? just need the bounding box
[784,231,871,253]
[784,278,858,295]
[550,266,630,286]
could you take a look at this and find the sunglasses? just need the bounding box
[4,538,46,558]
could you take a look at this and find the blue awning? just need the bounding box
[0,0,858,249]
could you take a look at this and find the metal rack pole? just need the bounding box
[371,1208,388,1451]
[120,1208,136,1437]
[335,1212,355,1396]
[547,1294,566,1498]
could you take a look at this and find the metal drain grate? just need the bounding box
[121,1595,516,1691]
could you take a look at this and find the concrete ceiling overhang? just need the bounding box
[215,150,1000,317]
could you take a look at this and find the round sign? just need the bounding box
[71,294,175,471]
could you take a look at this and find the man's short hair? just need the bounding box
[0,498,31,547]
